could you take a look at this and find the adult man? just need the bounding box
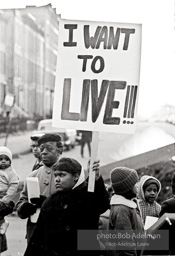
[16,133,63,243]
[79,130,92,158]
[30,135,43,171]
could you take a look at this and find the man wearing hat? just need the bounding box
[16,133,63,243]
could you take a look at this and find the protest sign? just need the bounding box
[53,18,141,134]
[52,18,142,191]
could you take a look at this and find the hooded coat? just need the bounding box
[23,167,109,256]
[138,175,161,224]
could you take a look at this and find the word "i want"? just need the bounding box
[63,24,135,50]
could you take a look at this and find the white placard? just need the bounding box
[26,177,40,201]
[53,18,142,134]
[26,177,40,223]
[144,216,158,230]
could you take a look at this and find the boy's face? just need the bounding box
[0,155,11,169]
[144,184,158,203]
[31,141,40,159]
[54,170,78,191]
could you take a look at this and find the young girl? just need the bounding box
[23,157,109,256]
[109,167,143,256]
[138,175,161,224]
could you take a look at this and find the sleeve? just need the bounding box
[0,169,19,204]
[16,179,29,216]
[93,176,110,215]
[24,208,46,256]
[159,201,169,217]
[24,198,52,256]
[16,170,40,217]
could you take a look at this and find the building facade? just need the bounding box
[0,4,59,119]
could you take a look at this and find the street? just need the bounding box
[2,121,175,256]
[12,121,175,180]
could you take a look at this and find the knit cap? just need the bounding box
[0,146,12,163]
[110,167,139,195]
[143,178,160,191]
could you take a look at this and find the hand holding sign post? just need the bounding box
[88,131,99,192]
[52,18,142,192]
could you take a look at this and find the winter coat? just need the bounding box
[159,197,175,255]
[23,175,109,256]
[109,194,144,256]
[16,164,57,242]
[159,197,175,216]
[0,166,19,204]
[138,175,161,224]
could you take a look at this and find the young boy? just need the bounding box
[138,175,161,224]
[30,135,43,171]
[0,146,19,235]
[109,167,144,256]
[23,157,109,256]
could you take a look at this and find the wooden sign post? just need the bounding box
[88,131,99,192]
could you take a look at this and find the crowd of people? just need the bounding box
[0,132,175,256]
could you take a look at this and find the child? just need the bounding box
[109,167,144,256]
[23,157,109,256]
[30,135,43,171]
[0,146,19,234]
[138,175,161,224]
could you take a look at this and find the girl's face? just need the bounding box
[0,155,11,169]
[144,184,158,203]
[54,170,79,191]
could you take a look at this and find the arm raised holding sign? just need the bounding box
[23,157,109,256]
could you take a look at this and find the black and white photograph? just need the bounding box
[0,0,174,255]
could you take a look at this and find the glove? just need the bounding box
[0,201,15,217]
[30,195,47,208]
[18,202,37,219]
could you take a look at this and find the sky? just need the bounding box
[0,0,175,119]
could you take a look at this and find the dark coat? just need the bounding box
[159,197,175,216]
[159,197,175,255]
[24,176,109,256]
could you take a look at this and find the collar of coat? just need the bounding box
[110,194,137,209]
